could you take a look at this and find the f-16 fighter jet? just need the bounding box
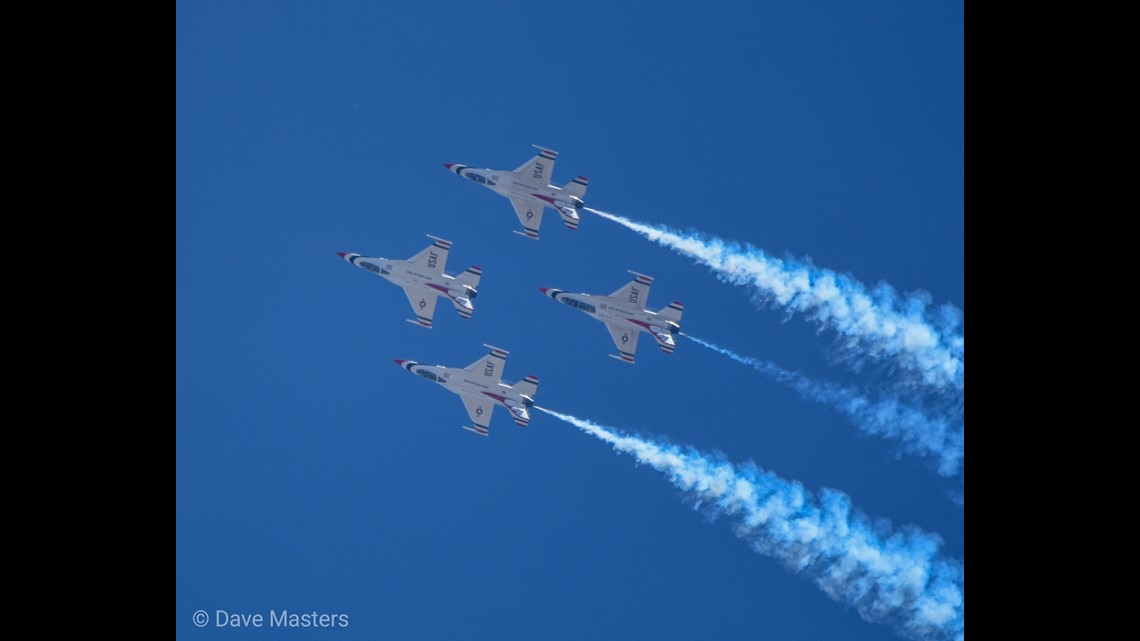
[540,271,684,364]
[394,345,539,437]
[337,235,481,328]
[442,145,588,239]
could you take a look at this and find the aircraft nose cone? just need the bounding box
[442,163,455,170]
[538,287,549,295]
[337,251,348,258]
[394,359,407,367]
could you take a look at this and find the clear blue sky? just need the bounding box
[177,2,963,640]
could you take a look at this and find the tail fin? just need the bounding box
[657,301,684,323]
[512,374,539,401]
[563,176,588,199]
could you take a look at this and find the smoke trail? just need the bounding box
[538,407,964,641]
[683,333,963,476]
[584,207,964,393]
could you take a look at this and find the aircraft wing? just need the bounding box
[405,236,451,275]
[402,285,439,328]
[513,146,557,185]
[609,272,653,310]
[509,197,544,240]
[460,393,493,436]
[604,321,640,364]
[462,345,508,385]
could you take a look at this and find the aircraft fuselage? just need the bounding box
[340,252,474,312]
[396,361,533,421]
[544,290,679,347]
[450,165,581,215]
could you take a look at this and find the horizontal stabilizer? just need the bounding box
[450,266,480,319]
[512,374,539,399]
[563,175,588,199]
[559,208,580,231]
[657,301,684,322]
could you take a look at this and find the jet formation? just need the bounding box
[339,147,686,435]
[443,144,588,239]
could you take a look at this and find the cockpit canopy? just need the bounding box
[465,172,495,186]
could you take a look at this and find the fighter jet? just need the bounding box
[337,235,481,328]
[442,145,588,239]
[394,345,539,437]
[540,271,684,364]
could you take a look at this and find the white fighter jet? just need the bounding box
[337,235,481,328]
[394,345,539,437]
[442,145,588,239]
[540,271,684,364]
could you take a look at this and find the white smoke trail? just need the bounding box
[584,207,964,393]
[683,333,963,476]
[538,407,964,641]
